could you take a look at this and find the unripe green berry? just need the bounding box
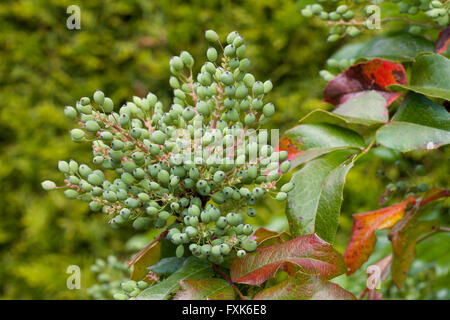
[281,182,295,193]
[180,51,194,67]
[201,244,212,255]
[64,106,77,120]
[417,182,428,192]
[206,47,218,62]
[252,81,264,96]
[237,250,246,258]
[205,30,219,42]
[103,97,114,113]
[93,90,105,105]
[41,180,57,191]
[239,58,250,72]
[70,129,85,142]
[239,239,255,252]
[220,71,234,86]
[276,192,287,201]
[176,245,185,258]
[64,189,78,199]
[125,197,139,208]
[263,103,275,117]
[280,160,291,173]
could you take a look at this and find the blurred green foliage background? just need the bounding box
[0,0,448,299]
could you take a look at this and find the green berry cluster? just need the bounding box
[42,30,294,265]
[380,164,430,205]
[86,255,130,300]
[301,0,449,42]
[113,279,151,300]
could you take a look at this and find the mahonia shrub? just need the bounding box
[44,1,449,301]
[43,30,293,272]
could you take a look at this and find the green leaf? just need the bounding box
[392,92,450,131]
[137,256,213,300]
[230,234,347,286]
[148,257,185,275]
[376,92,450,152]
[173,279,235,300]
[286,124,366,150]
[129,241,162,281]
[286,150,358,242]
[302,108,385,129]
[332,91,389,123]
[331,42,366,61]
[331,35,434,62]
[390,218,440,289]
[389,53,450,100]
[253,273,356,300]
[280,119,365,169]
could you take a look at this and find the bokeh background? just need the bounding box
[0,0,448,299]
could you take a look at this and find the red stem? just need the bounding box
[420,190,449,207]
[128,229,169,267]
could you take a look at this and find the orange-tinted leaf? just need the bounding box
[436,27,450,54]
[253,273,356,300]
[130,241,162,281]
[324,59,407,107]
[251,227,291,247]
[173,279,235,300]
[344,196,416,275]
[230,234,346,286]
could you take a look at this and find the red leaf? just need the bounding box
[436,27,450,54]
[344,196,416,275]
[230,234,346,286]
[253,274,356,300]
[324,59,407,107]
[173,279,235,300]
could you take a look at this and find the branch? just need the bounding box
[417,226,450,243]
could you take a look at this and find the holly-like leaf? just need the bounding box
[389,53,450,100]
[324,59,407,107]
[286,150,358,242]
[129,241,162,281]
[251,227,291,247]
[148,257,185,275]
[173,279,235,300]
[279,123,365,169]
[253,273,356,300]
[344,196,416,275]
[436,27,450,55]
[390,217,439,289]
[331,35,434,62]
[137,256,213,300]
[376,92,450,152]
[230,234,347,286]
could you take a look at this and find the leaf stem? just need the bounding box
[212,264,246,300]
[127,228,169,267]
